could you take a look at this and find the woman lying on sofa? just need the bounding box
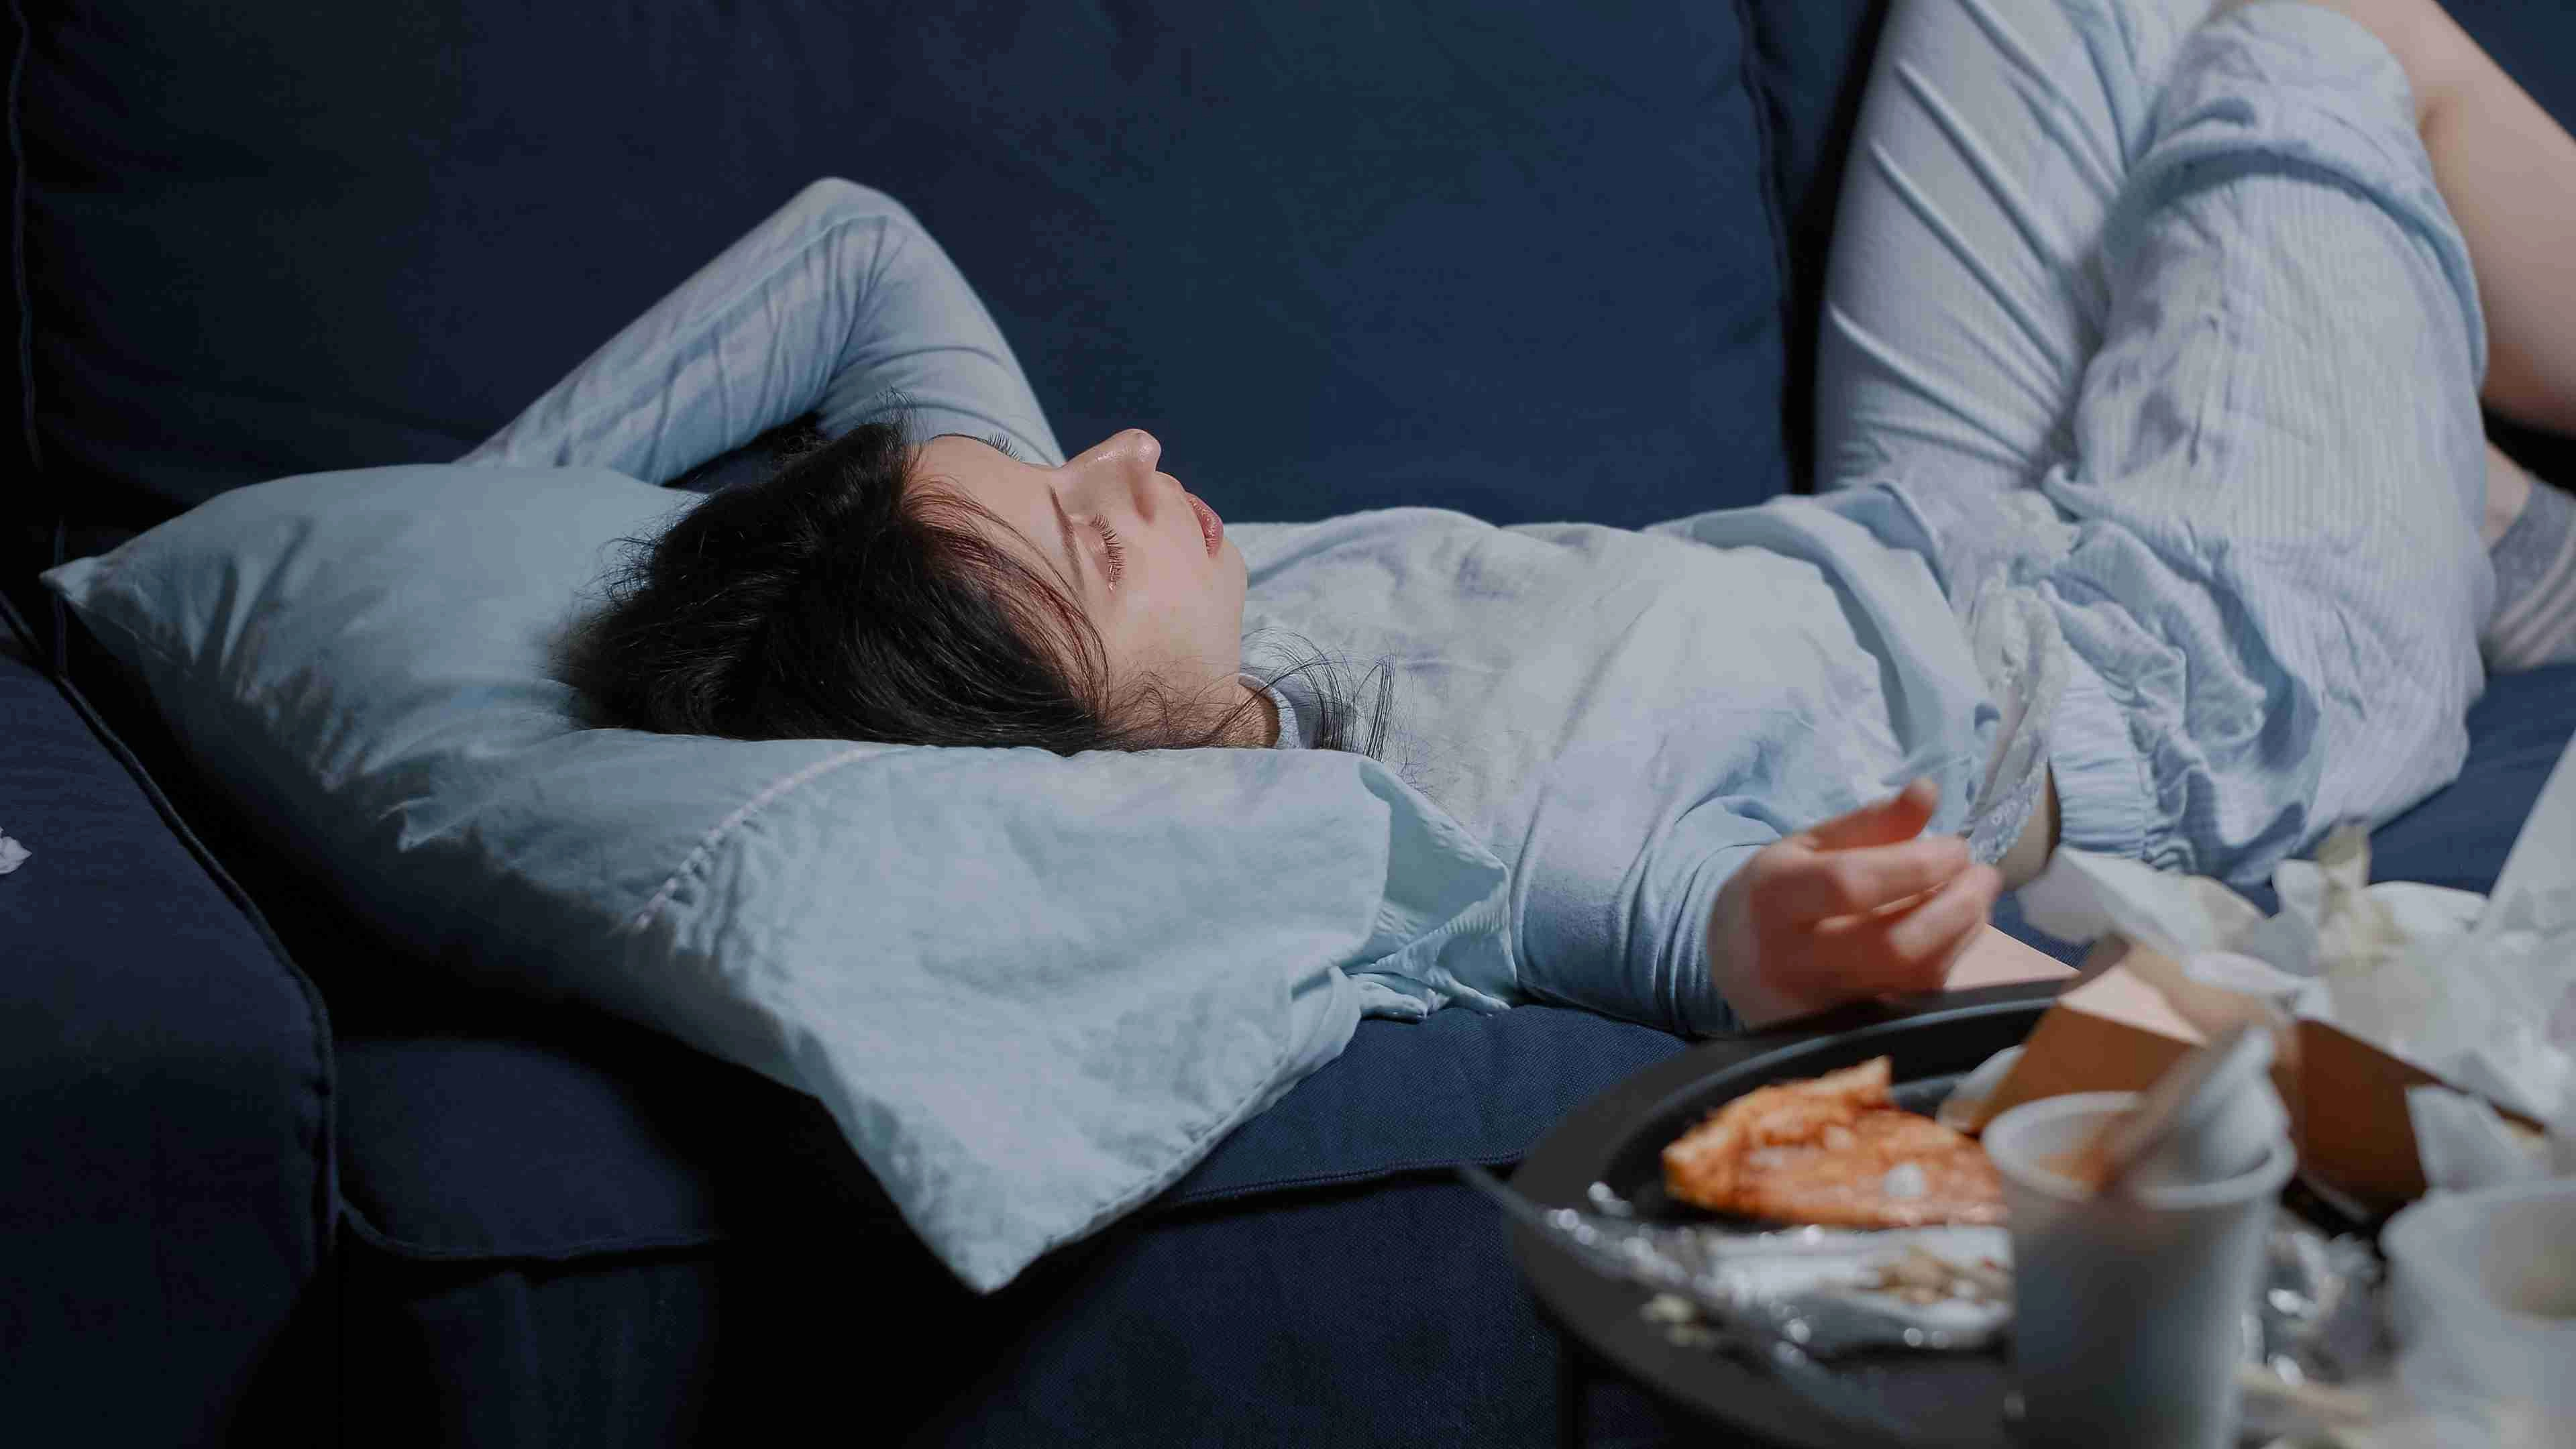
[470,0,2576,1035]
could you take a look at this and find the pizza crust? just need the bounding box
[1661,1056,2005,1228]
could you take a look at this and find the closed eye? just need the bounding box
[1093,519,1124,586]
[971,431,1110,586]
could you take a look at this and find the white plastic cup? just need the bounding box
[2133,1072,2286,1189]
[1984,1091,2295,1449]
[2129,1031,2289,1191]
[2382,1178,2576,1424]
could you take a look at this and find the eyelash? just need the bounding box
[986,433,1121,585]
[1093,521,1124,584]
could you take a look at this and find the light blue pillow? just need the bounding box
[42,465,1515,1292]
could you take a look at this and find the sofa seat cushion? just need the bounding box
[0,614,332,1443]
[2365,663,2576,895]
[335,995,903,1263]
[334,991,1686,1263]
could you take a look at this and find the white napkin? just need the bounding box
[2023,741,2576,1449]
[2019,736,2576,1140]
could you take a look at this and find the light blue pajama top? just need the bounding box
[1231,494,2019,1038]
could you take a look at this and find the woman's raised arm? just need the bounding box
[460,178,1063,484]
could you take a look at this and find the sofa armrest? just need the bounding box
[0,598,335,1444]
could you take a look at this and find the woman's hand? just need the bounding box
[1705,779,2002,1030]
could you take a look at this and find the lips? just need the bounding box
[1185,492,1222,557]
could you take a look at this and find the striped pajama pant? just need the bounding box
[1814,0,2493,886]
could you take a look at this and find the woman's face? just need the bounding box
[915,428,1258,733]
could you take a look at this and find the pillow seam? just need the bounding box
[624,744,877,934]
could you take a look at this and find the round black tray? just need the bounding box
[1508,983,2063,1449]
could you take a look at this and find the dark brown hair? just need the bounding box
[553,413,1397,758]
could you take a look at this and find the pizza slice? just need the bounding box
[1661,1056,2006,1228]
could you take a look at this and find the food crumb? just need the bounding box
[1642,1293,1699,1325]
[1855,1244,2008,1305]
[1641,1293,1729,1350]
[1880,1161,1928,1200]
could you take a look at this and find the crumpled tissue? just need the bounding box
[2019,739,2576,1449]
[0,825,28,875]
[2018,735,2576,1159]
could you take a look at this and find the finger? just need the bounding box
[1913,889,2001,988]
[1879,863,2003,984]
[1762,834,1974,923]
[1811,863,2001,992]
[1804,777,1940,851]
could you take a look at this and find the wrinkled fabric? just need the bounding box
[1234,498,2005,1037]
[462,180,1071,478]
[1816,0,2493,888]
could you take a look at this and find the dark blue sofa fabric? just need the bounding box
[335,998,1687,1263]
[336,1171,1705,1448]
[0,601,335,1446]
[9,0,1789,546]
[329,998,1693,1446]
[1741,0,1892,491]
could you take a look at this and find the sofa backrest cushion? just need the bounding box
[11,0,1790,539]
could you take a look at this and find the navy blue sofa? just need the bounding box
[6,2,2574,1444]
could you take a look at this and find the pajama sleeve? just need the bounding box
[1510,796,1782,1038]
[462,178,1064,482]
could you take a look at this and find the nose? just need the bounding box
[1106,427,1160,474]
[1074,428,1165,515]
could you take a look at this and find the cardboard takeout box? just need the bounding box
[1958,937,2544,1210]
